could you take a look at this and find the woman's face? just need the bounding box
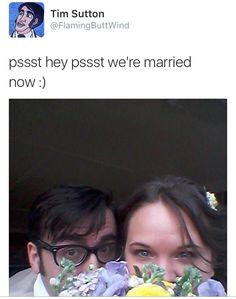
[124,201,214,283]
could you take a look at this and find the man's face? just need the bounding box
[34,209,117,295]
[15,6,37,34]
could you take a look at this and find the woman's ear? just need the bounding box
[211,268,215,279]
[27,242,40,274]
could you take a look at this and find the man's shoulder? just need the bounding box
[9,268,37,296]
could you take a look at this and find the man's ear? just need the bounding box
[32,18,38,27]
[27,242,40,274]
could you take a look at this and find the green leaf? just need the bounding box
[142,263,165,283]
[133,265,143,278]
[51,258,76,295]
[174,266,202,296]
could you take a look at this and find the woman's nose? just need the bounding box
[155,258,178,282]
[163,268,177,282]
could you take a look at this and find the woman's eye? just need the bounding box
[135,250,152,258]
[176,251,196,259]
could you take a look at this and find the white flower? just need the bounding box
[128,275,144,288]
[50,277,60,287]
[206,192,218,211]
[59,289,79,296]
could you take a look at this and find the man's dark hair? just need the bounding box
[18,2,44,29]
[28,185,114,244]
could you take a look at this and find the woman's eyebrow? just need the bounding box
[177,244,201,250]
[129,242,151,248]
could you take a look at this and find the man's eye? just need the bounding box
[60,247,84,259]
[100,244,112,253]
[67,248,77,256]
[98,244,117,258]
[27,13,33,19]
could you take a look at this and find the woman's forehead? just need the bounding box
[128,201,203,245]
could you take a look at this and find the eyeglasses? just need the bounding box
[36,239,123,267]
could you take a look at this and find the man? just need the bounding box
[9,185,122,296]
[11,2,44,38]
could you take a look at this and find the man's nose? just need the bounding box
[19,14,26,22]
[75,253,100,274]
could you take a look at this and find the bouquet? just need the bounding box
[126,263,201,296]
[50,258,221,297]
[50,259,130,296]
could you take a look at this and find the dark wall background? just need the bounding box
[9,99,227,275]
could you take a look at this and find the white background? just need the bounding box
[0,0,235,296]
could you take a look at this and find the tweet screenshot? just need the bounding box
[1,0,235,297]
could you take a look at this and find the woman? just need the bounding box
[118,176,226,296]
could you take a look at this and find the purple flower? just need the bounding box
[105,261,129,276]
[103,278,128,296]
[91,261,130,296]
[197,279,226,296]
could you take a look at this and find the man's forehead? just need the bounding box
[48,232,117,246]
[69,221,116,239]
[62,232,116,241]
[45,208,116,243]
[51,218,116,244]
[78,208,115,228]
[20,6,34,14]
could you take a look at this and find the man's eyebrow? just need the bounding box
[57,234,86,242]
[57,233,117,244]
[20,9,34,16]
[99,234,117,243]
[20,8,34,13]
[26,10,34,16]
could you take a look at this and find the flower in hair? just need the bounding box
[206,192,218,211]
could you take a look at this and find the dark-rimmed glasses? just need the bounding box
[35,239,123,267]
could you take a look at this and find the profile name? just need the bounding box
[50,9,105,18]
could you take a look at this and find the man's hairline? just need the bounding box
[40,207,116,243]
